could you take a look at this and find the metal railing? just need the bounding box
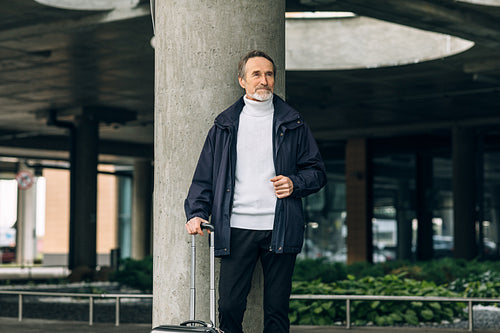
[0,290,499,331]
[0,266,70,280]
[0,290,152,326]
[290,294,500,332]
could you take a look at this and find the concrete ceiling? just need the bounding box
[1,0,500,164]
[287,0,500,143]
[0,0,154,164]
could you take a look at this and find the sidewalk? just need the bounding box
[1,317,498,333]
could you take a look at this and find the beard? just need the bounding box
[248,88,273,101]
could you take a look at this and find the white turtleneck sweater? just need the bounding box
[230,96,276,230]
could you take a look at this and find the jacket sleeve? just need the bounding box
[288,123,327,198]
[184,127,216,222]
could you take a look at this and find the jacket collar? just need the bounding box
[214,94,301,129]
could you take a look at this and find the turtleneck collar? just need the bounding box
[243,95,274,117]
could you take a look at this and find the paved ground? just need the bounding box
[1,317,499,333]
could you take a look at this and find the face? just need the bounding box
[239,57,275,102]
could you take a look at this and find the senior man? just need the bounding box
[185,50,327,333]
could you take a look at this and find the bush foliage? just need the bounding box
[290,275,467,326]
[293,257,500,285]
[110,256,500,326]
[290,258,500,326]
[109,256,153,292]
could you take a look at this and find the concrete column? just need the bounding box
[131,159,152,260]
[416,152,433,261]
[16,168,38,265]
[153,1,285,330]
[440,197,454,236]
[452,126,478,259]
[118,176,132,259]
[70,111,98,269]
[491,186,500,258]
[345,138,373,264]
[396,179,413,260]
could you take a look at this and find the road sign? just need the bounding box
[15,170,34,190]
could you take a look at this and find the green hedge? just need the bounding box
[449,270,500,298]
[109,256,153,292]
[293,257,500,285]
[110,256,500,326]
[290,258,500,326]
[290,274,467,326]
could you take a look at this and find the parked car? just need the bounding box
[433,235,454,258]
[298,239,334,261]
[330,248,387,263]
[483,239,498,259]
[433,235,498,259]
[0,247,15,264]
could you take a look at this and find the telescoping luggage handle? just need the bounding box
[190,222,216,327]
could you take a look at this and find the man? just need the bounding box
[185,50,327,333]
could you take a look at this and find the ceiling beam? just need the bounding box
[0,3,150,42]
[463,58,500,73]
[315,115,500,140]
[0,134,152,160]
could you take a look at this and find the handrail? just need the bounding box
[290,294,500,332]
[0,290,499,330]
[0,266,70,280]
[0,290,152,326]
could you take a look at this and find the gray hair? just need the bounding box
[238,50,276,79]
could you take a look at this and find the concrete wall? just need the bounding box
[42,168,118,265]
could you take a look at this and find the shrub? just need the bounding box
[293,257,500,285]
[448,270,500,298]
[289,274,467,326]
[110,256,153,292]
[293,258,347,283]
[290,257,500,326]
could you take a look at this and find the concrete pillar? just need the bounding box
[70,111,99,269]
[440,197,454,236]
[452,126,478,259]
[491,186,500,258]
[118,176,132,259]
[16,168,38,265]
[476,135,485,258]
[345,138,373,264]
[396,179,413,260]
[131,159,152,260]
[416,152,433,261]
[153,1,285,330]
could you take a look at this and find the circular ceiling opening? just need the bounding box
[286,14,475,71]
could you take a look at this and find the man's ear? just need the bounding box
[238,77,246,89]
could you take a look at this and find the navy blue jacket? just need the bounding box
[185,95,327,256]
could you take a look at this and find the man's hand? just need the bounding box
[185,216,209,236]
[271,175,294,199]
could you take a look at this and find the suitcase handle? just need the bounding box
[180,320,211,327]
[190,222,216,326]
[201,222,214,232]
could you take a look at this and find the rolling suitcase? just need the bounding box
[151,223,222,333]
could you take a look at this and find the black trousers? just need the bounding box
[218,228,297,333]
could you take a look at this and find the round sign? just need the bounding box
[16,171,35,190]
